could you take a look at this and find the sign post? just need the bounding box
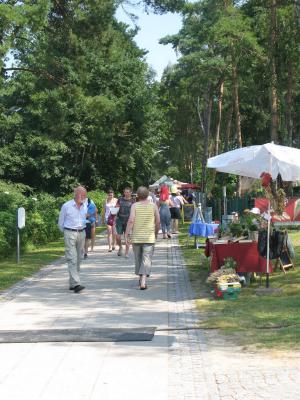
[17,207,26,263]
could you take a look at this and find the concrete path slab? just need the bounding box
[0,232,300,399]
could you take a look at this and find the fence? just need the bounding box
[207,195,254,222]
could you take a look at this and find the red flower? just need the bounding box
[260,172,272,187]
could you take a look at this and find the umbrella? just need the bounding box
[207,142,300,287]
[207,143,300,181]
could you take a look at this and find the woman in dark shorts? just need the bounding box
[170,191,186,234]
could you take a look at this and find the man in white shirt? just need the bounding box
[58,186,87,293]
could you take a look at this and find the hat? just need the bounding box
[250,207,260,215]
[170,185,178,194]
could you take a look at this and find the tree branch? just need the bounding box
[2,67,66,84]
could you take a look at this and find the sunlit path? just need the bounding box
[0,233,300,399]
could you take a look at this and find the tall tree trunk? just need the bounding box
[285,63,293,146]
[189,157,194,184]
[270,0,279,143]
[232,61,242,195]
[215,78,224,156]
[196,87,213,193]
[225,103,233,152]
[232,63,242,148]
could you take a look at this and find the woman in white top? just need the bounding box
[102,189,118,252]
[169,190,187,234]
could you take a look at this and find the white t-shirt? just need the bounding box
[170,195,183,209]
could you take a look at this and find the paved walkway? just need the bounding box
[0,234,300,399]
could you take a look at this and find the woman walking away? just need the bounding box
[102,189,118,252]
[159,185,173,239]
[170,190,186,234]
[84,198,98,258]
[125,186,160,290]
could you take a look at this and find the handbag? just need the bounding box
[107,213,115,226]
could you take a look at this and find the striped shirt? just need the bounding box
[131,203,156,244]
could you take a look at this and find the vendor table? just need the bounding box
[189,222,219,238]
[206,241,273,273]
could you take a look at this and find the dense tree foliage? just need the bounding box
[159,0,300,193]
[1,0,300,197]
[0,0,166,194]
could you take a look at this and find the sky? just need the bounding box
[116,5,182,80]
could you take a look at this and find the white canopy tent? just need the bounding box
[149,175,188,190]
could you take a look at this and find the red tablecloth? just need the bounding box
[206,241,273,273]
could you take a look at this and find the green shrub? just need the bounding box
[88,190,107,215]
[0,181,106,256]
[0,226,10,256]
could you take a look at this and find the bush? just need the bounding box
[88,190,107,216]
[0,181,107,256]
[0,181,62,255]
[0,226,11,256]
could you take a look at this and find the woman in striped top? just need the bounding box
[125,186,160,290]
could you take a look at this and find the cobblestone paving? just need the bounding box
[167,236,300,400]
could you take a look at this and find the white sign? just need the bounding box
[17,207,26,229]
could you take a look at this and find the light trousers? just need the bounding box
[64,230,85,287]
[132,243,154,276]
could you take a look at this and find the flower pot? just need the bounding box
[249,230,259,241]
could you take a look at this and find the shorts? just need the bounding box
[116,220,127,235]
[170,207,181,219]
[85,223,92,239]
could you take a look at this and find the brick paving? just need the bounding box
[166,236,300,400]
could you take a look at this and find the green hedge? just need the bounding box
[0,181,106,257]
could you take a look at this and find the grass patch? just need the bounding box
[179,223,300,349]
[0,240,65,292]
[0,226,106,292]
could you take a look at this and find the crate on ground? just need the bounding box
[213,282,241,300]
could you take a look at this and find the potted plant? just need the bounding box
[229,222,244,238]
[206,259,241,300]
[248,223,259,241]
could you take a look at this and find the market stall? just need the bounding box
[189,221,219,237]
[205,240,272,273]
[207,142,300,287]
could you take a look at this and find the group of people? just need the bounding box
[58,184,187,293]
[103,184,187,247]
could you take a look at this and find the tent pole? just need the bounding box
[266,153,272,288]
[266,199,271,288]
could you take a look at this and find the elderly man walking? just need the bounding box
[58,186,87,293]
[125,186,160,290]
